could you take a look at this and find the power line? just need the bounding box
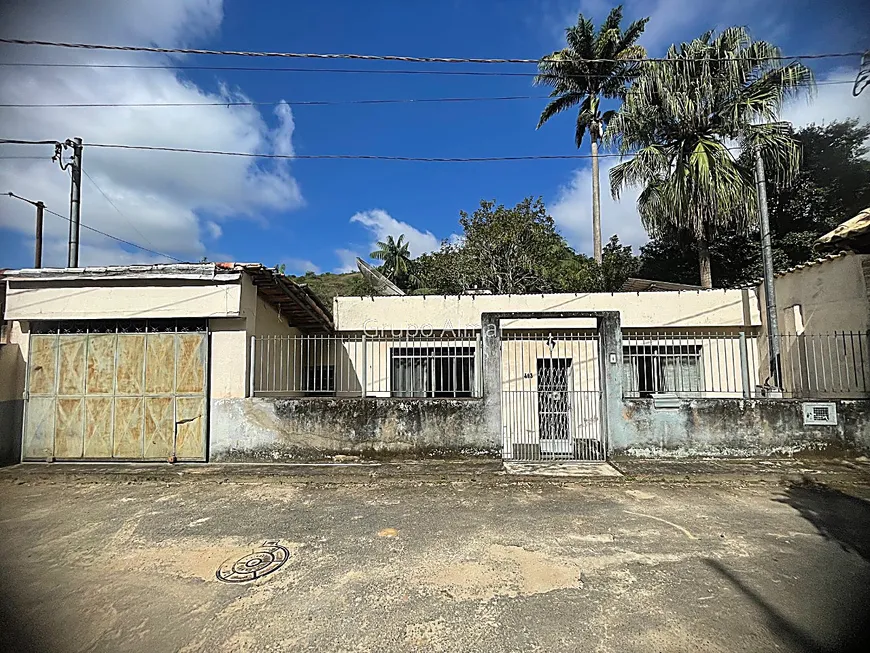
[0,137,750,163]
[0,95,550,108]
[81,168,159,251]
[42,205,184,262]
[3,191,183,262]
[0,37,863,64]
[84,142,631,162]
[0,81,846,110]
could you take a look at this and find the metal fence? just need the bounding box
[252,332,482,398]
[251,329,870,401]
[765,331,870,399]
[623,330,870,399]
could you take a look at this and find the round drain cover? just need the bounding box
[216,541,289,583]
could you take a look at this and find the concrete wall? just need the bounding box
[0,321,26,464]
[209,397,492,461]
[614,398,870,457]
[335,289,761,331]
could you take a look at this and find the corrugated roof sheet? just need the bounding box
[619,277,704,292]
[816,207,870,253]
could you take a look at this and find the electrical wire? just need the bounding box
[41,205,184,262]
[0,81,847,110]
[0,61,858,85]
[81,168,159,251]
[0,137,749,162]
[0,95,550,108]
[0,37,863,64]
[3,192,184,262]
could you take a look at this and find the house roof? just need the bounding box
[816,207,870,253]
[4,262,334,332]
[619,277,705,292]
[222,263,334,333]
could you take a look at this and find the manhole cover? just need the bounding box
[216,540,290,583]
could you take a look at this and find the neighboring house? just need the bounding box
[753,206,870,398]
[0,263,331,464]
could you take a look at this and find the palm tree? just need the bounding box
[370,234,413,282]
[535,5,648,264]
[607,27,814,288]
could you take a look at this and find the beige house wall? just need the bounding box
[757,253,870,397]
[4,281,243,321]
[768,253,870,334]
[334,289,761,332]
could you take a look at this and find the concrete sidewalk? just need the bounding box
[2,456,869,487]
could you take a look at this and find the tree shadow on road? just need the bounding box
[776,481,870,562]
[704,558,828,653]
[702,482,870,653]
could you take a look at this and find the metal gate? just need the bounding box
[501,331,604,461]
[22,319,208,462]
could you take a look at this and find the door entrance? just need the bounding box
[501,331,604,461]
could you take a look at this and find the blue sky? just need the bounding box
[0,0,868,273]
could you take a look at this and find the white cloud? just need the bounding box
[349,209,441,258]
[782,68,870,130]
[333,248,362,274]
[550,159,648,254]
[205,221,222,239]
[283,257,321,275]
[0,0,303,267]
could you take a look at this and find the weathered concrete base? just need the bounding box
[209,397,496,462]
[615,398,870,458]
[0,399,23,466]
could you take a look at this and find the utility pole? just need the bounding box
[754,145,782,391]
[5,192,46,268]
[67,137,83,268]
[34,200,44,268]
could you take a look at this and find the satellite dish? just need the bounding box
[356,258,405,296]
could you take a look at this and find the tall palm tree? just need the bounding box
[370,234,413,282]
[607,27,814,288]
[535,5,648,264]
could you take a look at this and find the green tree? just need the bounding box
[457,198,568,294]
[369,234,416,288]
[637,119,870,287]
[414,242,467,294]
[607,27,814,288]
[601,235,639,291]
[535,5,648,264]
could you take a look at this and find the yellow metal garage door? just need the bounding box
[23,320,208,462]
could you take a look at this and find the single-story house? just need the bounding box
[1,246,869,464]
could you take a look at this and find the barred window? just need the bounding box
[623,345,702,397]
[390,346,475,398]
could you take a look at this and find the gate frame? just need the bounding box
[20,319,211,463]
[480,311,622,460]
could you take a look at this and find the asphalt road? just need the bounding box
[1,472,869,652]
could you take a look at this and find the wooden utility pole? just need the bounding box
[5,192,46,268]
[34,201,44,268]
